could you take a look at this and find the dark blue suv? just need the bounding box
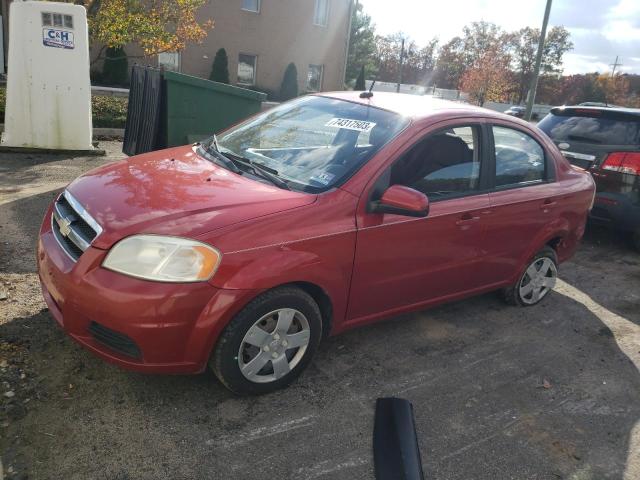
[539,106,640,251]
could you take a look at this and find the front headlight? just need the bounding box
[103,235,221,282]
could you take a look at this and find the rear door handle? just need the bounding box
[456,213,481,226]
[540,200,557,210]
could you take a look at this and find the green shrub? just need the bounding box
[279,63,298,101]
[0,88,6,122]
[92,96,128,128]
[210,48,230,84]
[102,47,129,86]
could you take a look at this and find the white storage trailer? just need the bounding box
[1,1,94,151]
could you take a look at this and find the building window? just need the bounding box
[242,0,260,12]
[307,64,323,92]
[42,12,73,29]
[238,54,257,85]
[313,0,329,26]
[158,52,180,72]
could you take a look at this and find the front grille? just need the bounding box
[51,191,102,261]
[88,321,142,359]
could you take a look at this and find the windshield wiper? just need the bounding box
[200,135,241,174]
[220,149,291,190]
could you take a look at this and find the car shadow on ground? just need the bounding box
[2,283,639,480]
[563,225,640,327]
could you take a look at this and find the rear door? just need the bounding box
[482,123,563,284]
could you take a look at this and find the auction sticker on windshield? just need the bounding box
[325,118,376,133]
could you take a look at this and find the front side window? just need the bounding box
[237,54,257,85]
[314,0,329,26]
[493,126,545,187]
[242,0,260,12]
[216,96,410,193]
[390,126,481,200]
[307,65,323,92]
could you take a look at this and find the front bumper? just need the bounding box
[589,193,640,232]
[37,206,258,374]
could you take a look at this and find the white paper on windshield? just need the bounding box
[325,118,376,133]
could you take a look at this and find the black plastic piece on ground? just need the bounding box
[373,397,425,480]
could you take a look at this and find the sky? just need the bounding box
[359,0,640,75]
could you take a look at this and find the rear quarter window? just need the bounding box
[538,113,640,146]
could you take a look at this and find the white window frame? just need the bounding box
[237,53,257,86]
[307,64,324,92]
[241,0,261,13]
[313,0,329,27]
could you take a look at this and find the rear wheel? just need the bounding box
[503,247,558,306]
[210,286,322,395]
[633,230,640,253]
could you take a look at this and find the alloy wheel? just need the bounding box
[518,257,557,305]
[238,308,311,383]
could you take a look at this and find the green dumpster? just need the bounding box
[163,71,267,147]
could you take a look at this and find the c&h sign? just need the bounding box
[42,28,74,49]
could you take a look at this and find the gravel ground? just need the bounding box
[1,143,640,480]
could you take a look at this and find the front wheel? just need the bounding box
[503,247,558,306]
[210,286,322,395]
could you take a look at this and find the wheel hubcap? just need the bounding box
[238,308,310,383]
[519,257,557,305]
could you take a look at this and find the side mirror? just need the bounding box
[371,185,429,217]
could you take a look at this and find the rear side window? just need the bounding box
[538,113,640,145]
[493,126,545,187]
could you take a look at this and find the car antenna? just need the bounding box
[360,79,376,99]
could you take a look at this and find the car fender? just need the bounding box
[211,238,355,327]
[510,216,570,285]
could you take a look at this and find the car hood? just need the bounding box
[66,145,316,249]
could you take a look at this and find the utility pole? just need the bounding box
[396,37,405,93]
[610,56,622,77]
[524,0,552,121]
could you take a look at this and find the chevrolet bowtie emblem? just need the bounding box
[58,217,72,237]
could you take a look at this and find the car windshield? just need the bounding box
[215,96,410,193]
[538,112,640,146]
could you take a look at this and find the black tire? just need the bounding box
[210,286,322,395]
[503,246,558,307]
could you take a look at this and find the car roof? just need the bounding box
[316,91,499,120]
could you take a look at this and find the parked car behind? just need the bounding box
[538,106,640,250]
[504,105,525,118]
[38,92,595,394]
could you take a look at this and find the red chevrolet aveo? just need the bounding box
[38,92,595,394]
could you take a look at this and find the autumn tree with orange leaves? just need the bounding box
[459,48,513,106]
[75,0,213,64]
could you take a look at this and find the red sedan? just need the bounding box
[37,92,595,394]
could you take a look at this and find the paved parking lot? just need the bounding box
[1,144,640,480]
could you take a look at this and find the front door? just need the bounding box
[347,123,492,322]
